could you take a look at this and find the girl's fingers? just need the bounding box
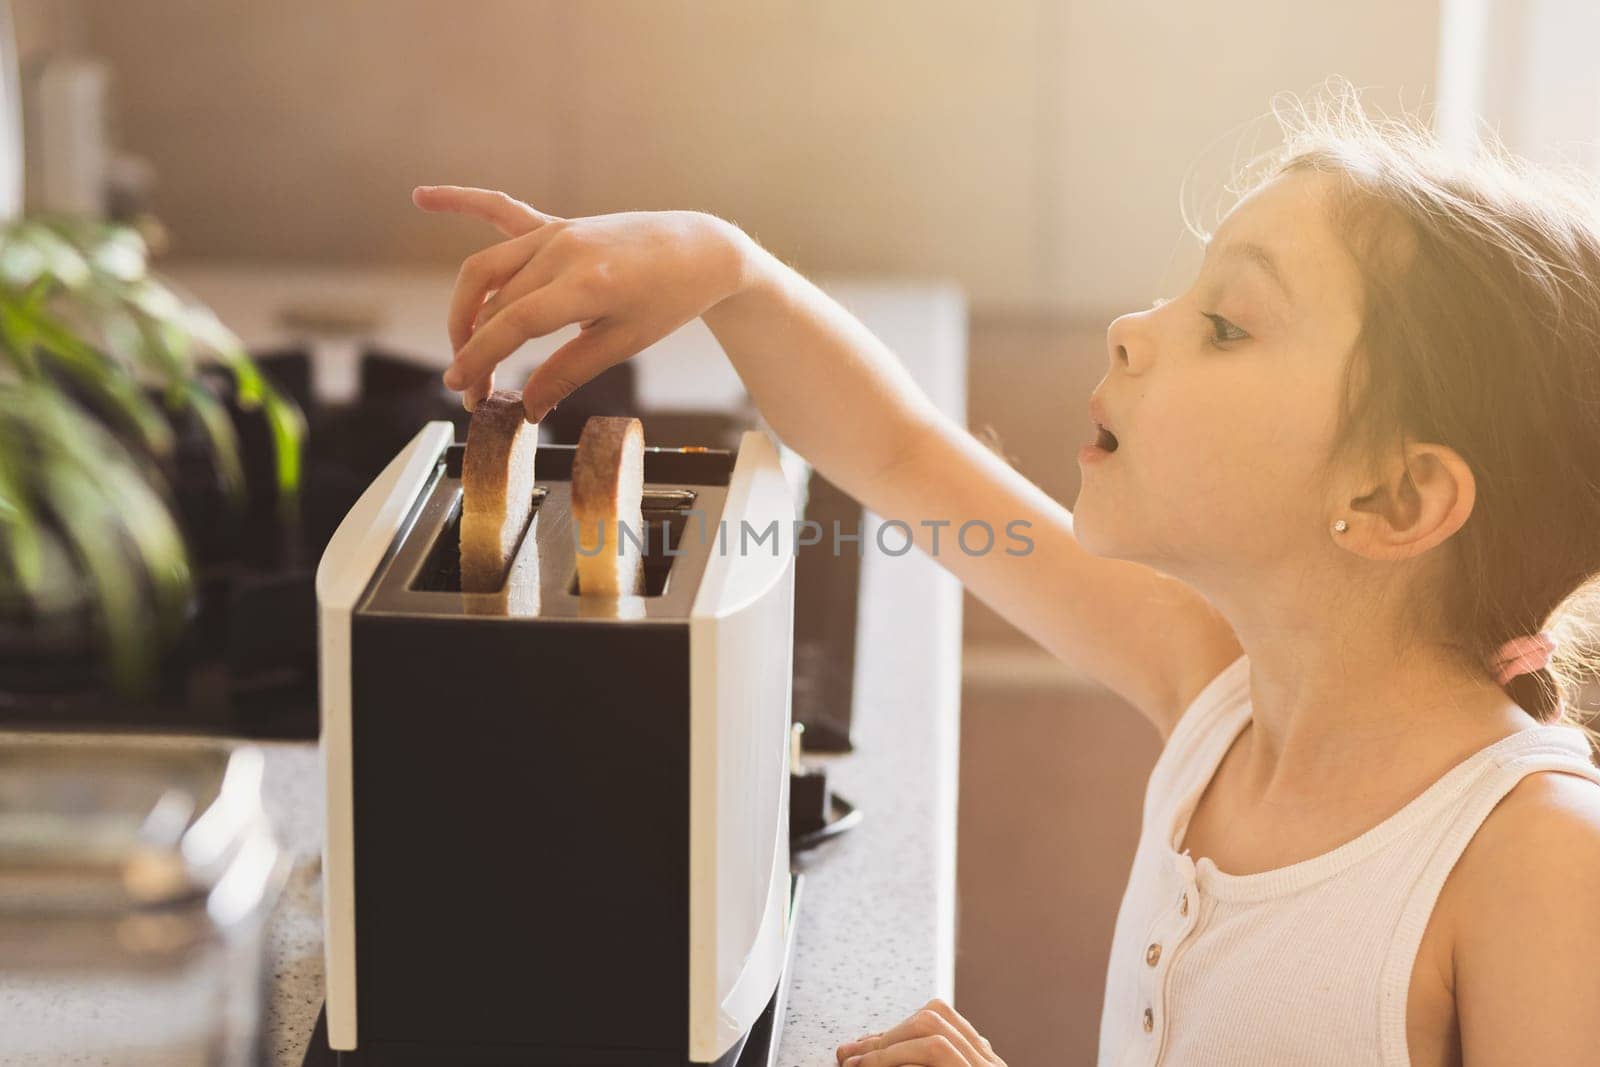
[520,320,635,423]
[412,185,559,238]
[837,1032,880,1064]
[840,1006,987,1065]
[920,999,997,1061]
[447,226,566,352]
[462,366,495,412]
[473,254,561,336]
[443,285,577,391]
[844,1035,970,1067]
[419,184,596,418]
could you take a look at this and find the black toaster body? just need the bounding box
[317,423,797,1064]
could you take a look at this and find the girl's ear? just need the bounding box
[1339,442,1477,560]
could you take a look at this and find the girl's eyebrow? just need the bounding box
[1206,239,1294,304]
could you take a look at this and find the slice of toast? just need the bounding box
[465,521,541,616]
[459,390,539,593]
[572,415,645,597]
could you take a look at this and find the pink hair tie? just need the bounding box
[1489,630,1557,686]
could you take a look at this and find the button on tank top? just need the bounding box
[1097,653,1600,1066]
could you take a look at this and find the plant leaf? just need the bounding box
[182,377,247,508]
[0,293,176,456]
[0,437,43,596]
[0,221,89,290]
[0,381,192,692]
[179,298,305,501]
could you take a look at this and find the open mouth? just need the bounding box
[1094,424,1119,452]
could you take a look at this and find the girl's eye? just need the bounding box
[1202,312,1249,346]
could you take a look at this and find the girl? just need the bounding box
[412,89,1600,1066]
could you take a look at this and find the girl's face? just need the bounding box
[1072,169,1369,587]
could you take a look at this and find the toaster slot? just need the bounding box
[567,489,697,598]
[360,460,725,618]
[410,487,548,593]
[641,488,697,510]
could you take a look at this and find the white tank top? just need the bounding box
[1097,653,1600,1066]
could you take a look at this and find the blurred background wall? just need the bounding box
[9,3,1447,1062]
[15,0,1437,318]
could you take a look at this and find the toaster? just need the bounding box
[314,421,798,1065]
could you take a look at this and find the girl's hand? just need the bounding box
[411,185,749,418]
[836,999,1006,1067]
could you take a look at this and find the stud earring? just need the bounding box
[1332,519,1349,533]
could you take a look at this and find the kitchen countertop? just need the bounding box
[9,270,968,1066]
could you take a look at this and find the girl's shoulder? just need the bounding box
[1447,761,1600,915]
[1431,757,1600,1060]
[1440,729,1600,909]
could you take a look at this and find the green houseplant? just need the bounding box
[0,216,303,693]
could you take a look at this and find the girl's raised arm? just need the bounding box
[702,246,1243,737]
[414,186,1241,736]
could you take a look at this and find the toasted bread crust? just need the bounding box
[572,416,645,596]
[460,390,538,593]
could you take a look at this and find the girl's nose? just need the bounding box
[1105,309,1153,375]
